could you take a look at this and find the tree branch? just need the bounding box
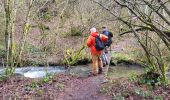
[120,26,170,37]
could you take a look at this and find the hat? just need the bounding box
[90,27,96,33]
[102,26,108,31]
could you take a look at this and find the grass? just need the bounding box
[111,52,135,64]
[107,65,143,79]
[25,73,54,90]
[112,52,133,60]
[110,46,145,67]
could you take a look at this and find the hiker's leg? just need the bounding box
[104,54,109,65]
[98,55,103,74]
[101,53,106,67]
[92,54,98,75]
[105,47,108,53]
[103,50,110,76]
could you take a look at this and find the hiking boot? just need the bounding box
[103,63,106,67]
[98,68,103,74]
[88,72,97,77]
[101,79,108,84]
[105,50,108,53]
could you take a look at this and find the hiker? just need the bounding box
[87,27,108,76]
[101,26,113,66]
[102,26,113,53]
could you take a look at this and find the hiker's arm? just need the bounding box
[109,32,113,37]
[87,37,92,47]
[110,33,113,37]
[100,34,108,42]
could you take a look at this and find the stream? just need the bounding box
[0,66,66,78]
[3,64,170,79]
[0,64,144,79]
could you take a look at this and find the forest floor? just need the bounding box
[1,65,170,100]
[0,37,170,100]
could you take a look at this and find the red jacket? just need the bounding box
[87,32,108,55]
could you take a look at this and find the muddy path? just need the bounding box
[57,74,111,100]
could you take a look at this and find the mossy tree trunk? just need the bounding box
[3,0,34,74]
[3,0,18,74]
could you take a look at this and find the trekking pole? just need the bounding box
[105,45,112,76]
[110,46,111,52]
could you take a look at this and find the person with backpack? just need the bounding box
[101,26,113,66]
[87,27,108,76]
[102,26,113,50]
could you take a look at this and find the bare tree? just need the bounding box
[15,0,34,67]
[2,0,35,75]
[92,0,170,84]
[3,0,19,74]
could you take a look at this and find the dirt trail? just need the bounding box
[57,75,111,100]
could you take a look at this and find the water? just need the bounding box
[107,65,144,78]
[0,65,142,78]
[0,64,146,79]
[0,67,66,78]
[67,65,91,77]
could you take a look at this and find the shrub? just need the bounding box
[111,52,135,65]
[129,72,138,82]
[63,46,90,66]
[138,69,161,89]
[61,26,83,37]
[24,43,41,54]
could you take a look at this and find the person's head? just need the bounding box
[102,26,108,31]
[90,27,97,33]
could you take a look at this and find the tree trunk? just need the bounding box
[3,0,18,74]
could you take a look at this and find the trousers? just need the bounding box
[91,54,103,75]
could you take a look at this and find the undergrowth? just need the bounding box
[61,26,84,37]
[63,46,91,67]
[111,52,136,65]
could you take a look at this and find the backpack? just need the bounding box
[103,31,113,46]
[95,34,105,51]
